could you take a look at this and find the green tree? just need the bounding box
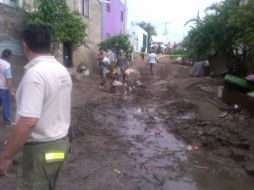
[24,0,86,49]
[137,21,157,49]
[182,0,254,75]
[99,34,131,53]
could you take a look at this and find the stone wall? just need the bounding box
[0,3,27,87]
[0,0,102,82]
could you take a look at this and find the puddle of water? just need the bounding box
[189,170,254,190]
[163,181,197,190]
[123,105,187,166]
[120,105,254,190]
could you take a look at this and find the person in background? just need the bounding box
[0,49,14,127]
[116,49,129,84]
[97,48,108,86]
[147,49,158,75]
[0,24,72,190]
[141,46,145,60]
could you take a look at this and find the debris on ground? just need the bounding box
[112,80,124,86]
[194,165,209,170]
[218,111,228,118]
[113,169,121,174]
[199,85,214,93]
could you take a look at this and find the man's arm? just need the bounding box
[6,78,14,95]
[0,117,38,176]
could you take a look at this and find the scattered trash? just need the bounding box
[82,69,90,76]
[136,80,143,86]
[187,145,192,151]
[207,99,231,111]
[77,65,90,77]
[234,104,239,110]
[192,146,200,152]
[176,57,183,63]
[112,80,123,87]
[155,127,164,135]
[140,163,150,171]
[154,80,167,86]
[128,68,140,77]
[194,165,208,170]
[218,111,228,118]
[187,145,200,152]
[199,85,214,93]
[113,169,121,174]
[190,60,210,77]
[217,86,224,98]
[177,115,192,120]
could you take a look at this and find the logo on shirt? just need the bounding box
[58,75,71,90]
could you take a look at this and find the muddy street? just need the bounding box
[1,55,254,189]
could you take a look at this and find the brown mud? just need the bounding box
[0,55,254,190]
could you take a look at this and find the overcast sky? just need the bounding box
[126,0,222,43]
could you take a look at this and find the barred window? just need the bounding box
[106,3,110,13]
[83,0,89,17]
[121,11,124,22]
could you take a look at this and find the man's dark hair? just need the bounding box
[23,24,51,53]
[2,49,12,59]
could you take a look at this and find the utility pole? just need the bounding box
[162,22,170,43]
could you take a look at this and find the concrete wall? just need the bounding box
[102,0,125,40]
[66,0,102,70]
[0,3,27,87]
[1,0,102,77]
[128,24,148,52]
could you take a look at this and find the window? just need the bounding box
[106,3,110,13]
[0,0,11,5]
[121,11,124,22]
[83,0,89,17]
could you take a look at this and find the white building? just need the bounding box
[128,23,148,53]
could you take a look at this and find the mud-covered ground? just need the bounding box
[1,55,254,190]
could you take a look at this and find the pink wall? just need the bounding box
[102,0,126,40]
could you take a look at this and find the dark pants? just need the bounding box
[0,89,12,125]
[149,63,155,75]
[99,65,107,85]
[19,137,70,190]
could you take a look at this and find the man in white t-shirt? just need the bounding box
[147,50,158,75]
[0,49,14,127]
[0,25,72,189]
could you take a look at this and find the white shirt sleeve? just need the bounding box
[4,67,12,79]
[18,74,45,118]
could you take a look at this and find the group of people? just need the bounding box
[97,48,129,86]
[97,47,159,86]
[0,24,72,190]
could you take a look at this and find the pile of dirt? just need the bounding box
[159,99,254,176]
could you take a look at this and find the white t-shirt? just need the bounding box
[148,53,157,64]
[15,56,72,142]
[0,58,12,89]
